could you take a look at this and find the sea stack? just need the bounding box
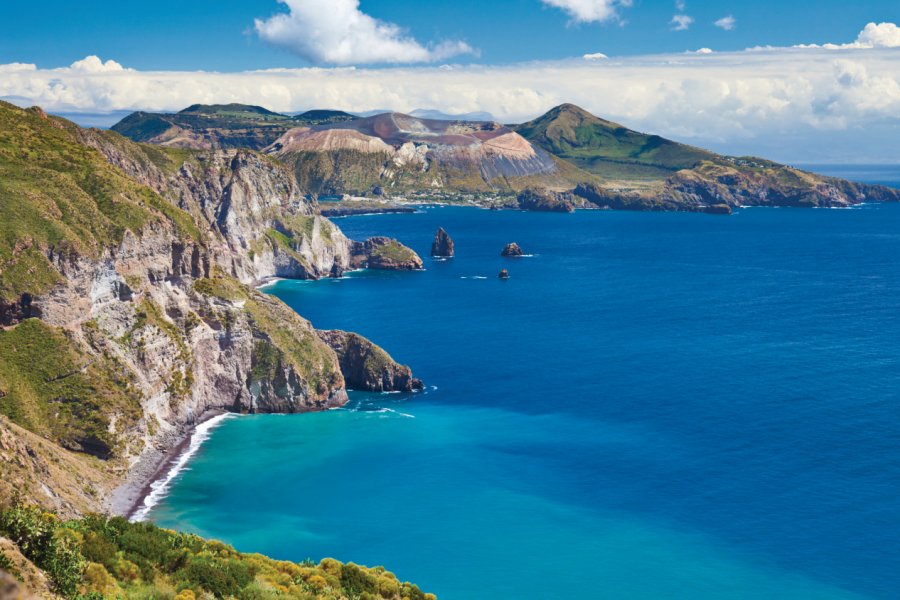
[499,269,510,280]
[501,243,525,257]
[431,227,454,257]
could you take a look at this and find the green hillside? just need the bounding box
[515,104,717,181]
[0,101,198,304]
[111,105,357,150]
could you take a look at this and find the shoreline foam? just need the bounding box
[128,412,236,522]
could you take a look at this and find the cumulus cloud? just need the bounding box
[67,56,126,73]
[583,52,609,61]
[670,14,694,31]
[795,22,900,50]
[692,48,714,55]
[540,0,632,24]
[714,15,736,31]
[254,0,475,65]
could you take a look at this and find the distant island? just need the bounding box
[112,102,900,213]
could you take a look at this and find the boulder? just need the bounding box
[501,243,525,257]
[431,227,455,257]
[499,269,510,280]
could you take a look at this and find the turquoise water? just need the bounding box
[151,172,900,599]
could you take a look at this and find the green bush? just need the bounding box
[0,505,85,598]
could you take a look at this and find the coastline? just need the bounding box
[106,409,231,520]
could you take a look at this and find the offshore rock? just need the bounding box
[501,243,525,257]
[351,238,423,270]
[317,330,424,393]
[431,227,455,257]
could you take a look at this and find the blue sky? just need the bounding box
[1,0,898,69]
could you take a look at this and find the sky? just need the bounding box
[2,1,899,162]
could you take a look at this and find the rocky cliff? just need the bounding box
[0,102,421,516]
[318,331,424,393]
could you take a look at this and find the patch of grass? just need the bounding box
[369,240,418,264]
[0,319,141,458]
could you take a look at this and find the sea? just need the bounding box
[146,166,900,599]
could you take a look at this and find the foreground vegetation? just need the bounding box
[0,504,435,600]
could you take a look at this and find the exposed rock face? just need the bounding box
[0,103,421,515]
[517,188,576,213]
[501,243,525,257]
[351,238,424,270]
[317,330,424,393]
[499,269,510,280]
[80,135,353,283]
[269,112,564,194]
[431,228,455,257]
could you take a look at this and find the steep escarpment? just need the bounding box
[0,102,420,519]
[318,331,424,393]
[83,131,419,281]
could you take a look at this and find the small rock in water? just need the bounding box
[431,227,455,257]
[499,269,510,280]
[501,242,525,257]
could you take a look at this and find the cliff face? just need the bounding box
[0,102,419,515]
[318,331,424,393]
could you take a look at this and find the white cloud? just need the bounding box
[714,15,736,31]
[67,56,126,73]
[4,25,900,162]
[856,21,900,48]
[0,62,36,73]
[583,52,609,61]
[692,48,714,55]
[254,0,475,65]
[670,14,694,31]
[795,22,900,50]
[675,0,686,11]
[541,0,632,24]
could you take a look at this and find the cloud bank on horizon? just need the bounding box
[2,23,899,162]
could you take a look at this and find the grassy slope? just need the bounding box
[515,104,717,181]
[0,101,198,303]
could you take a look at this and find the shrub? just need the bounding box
[82,562,116,595]
[0,505,85,598]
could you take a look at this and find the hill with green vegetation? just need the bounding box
[111,105,357,150]
[515,103,716,182]
[0,504,435,600]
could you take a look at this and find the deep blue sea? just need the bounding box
[149,167,900,599]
